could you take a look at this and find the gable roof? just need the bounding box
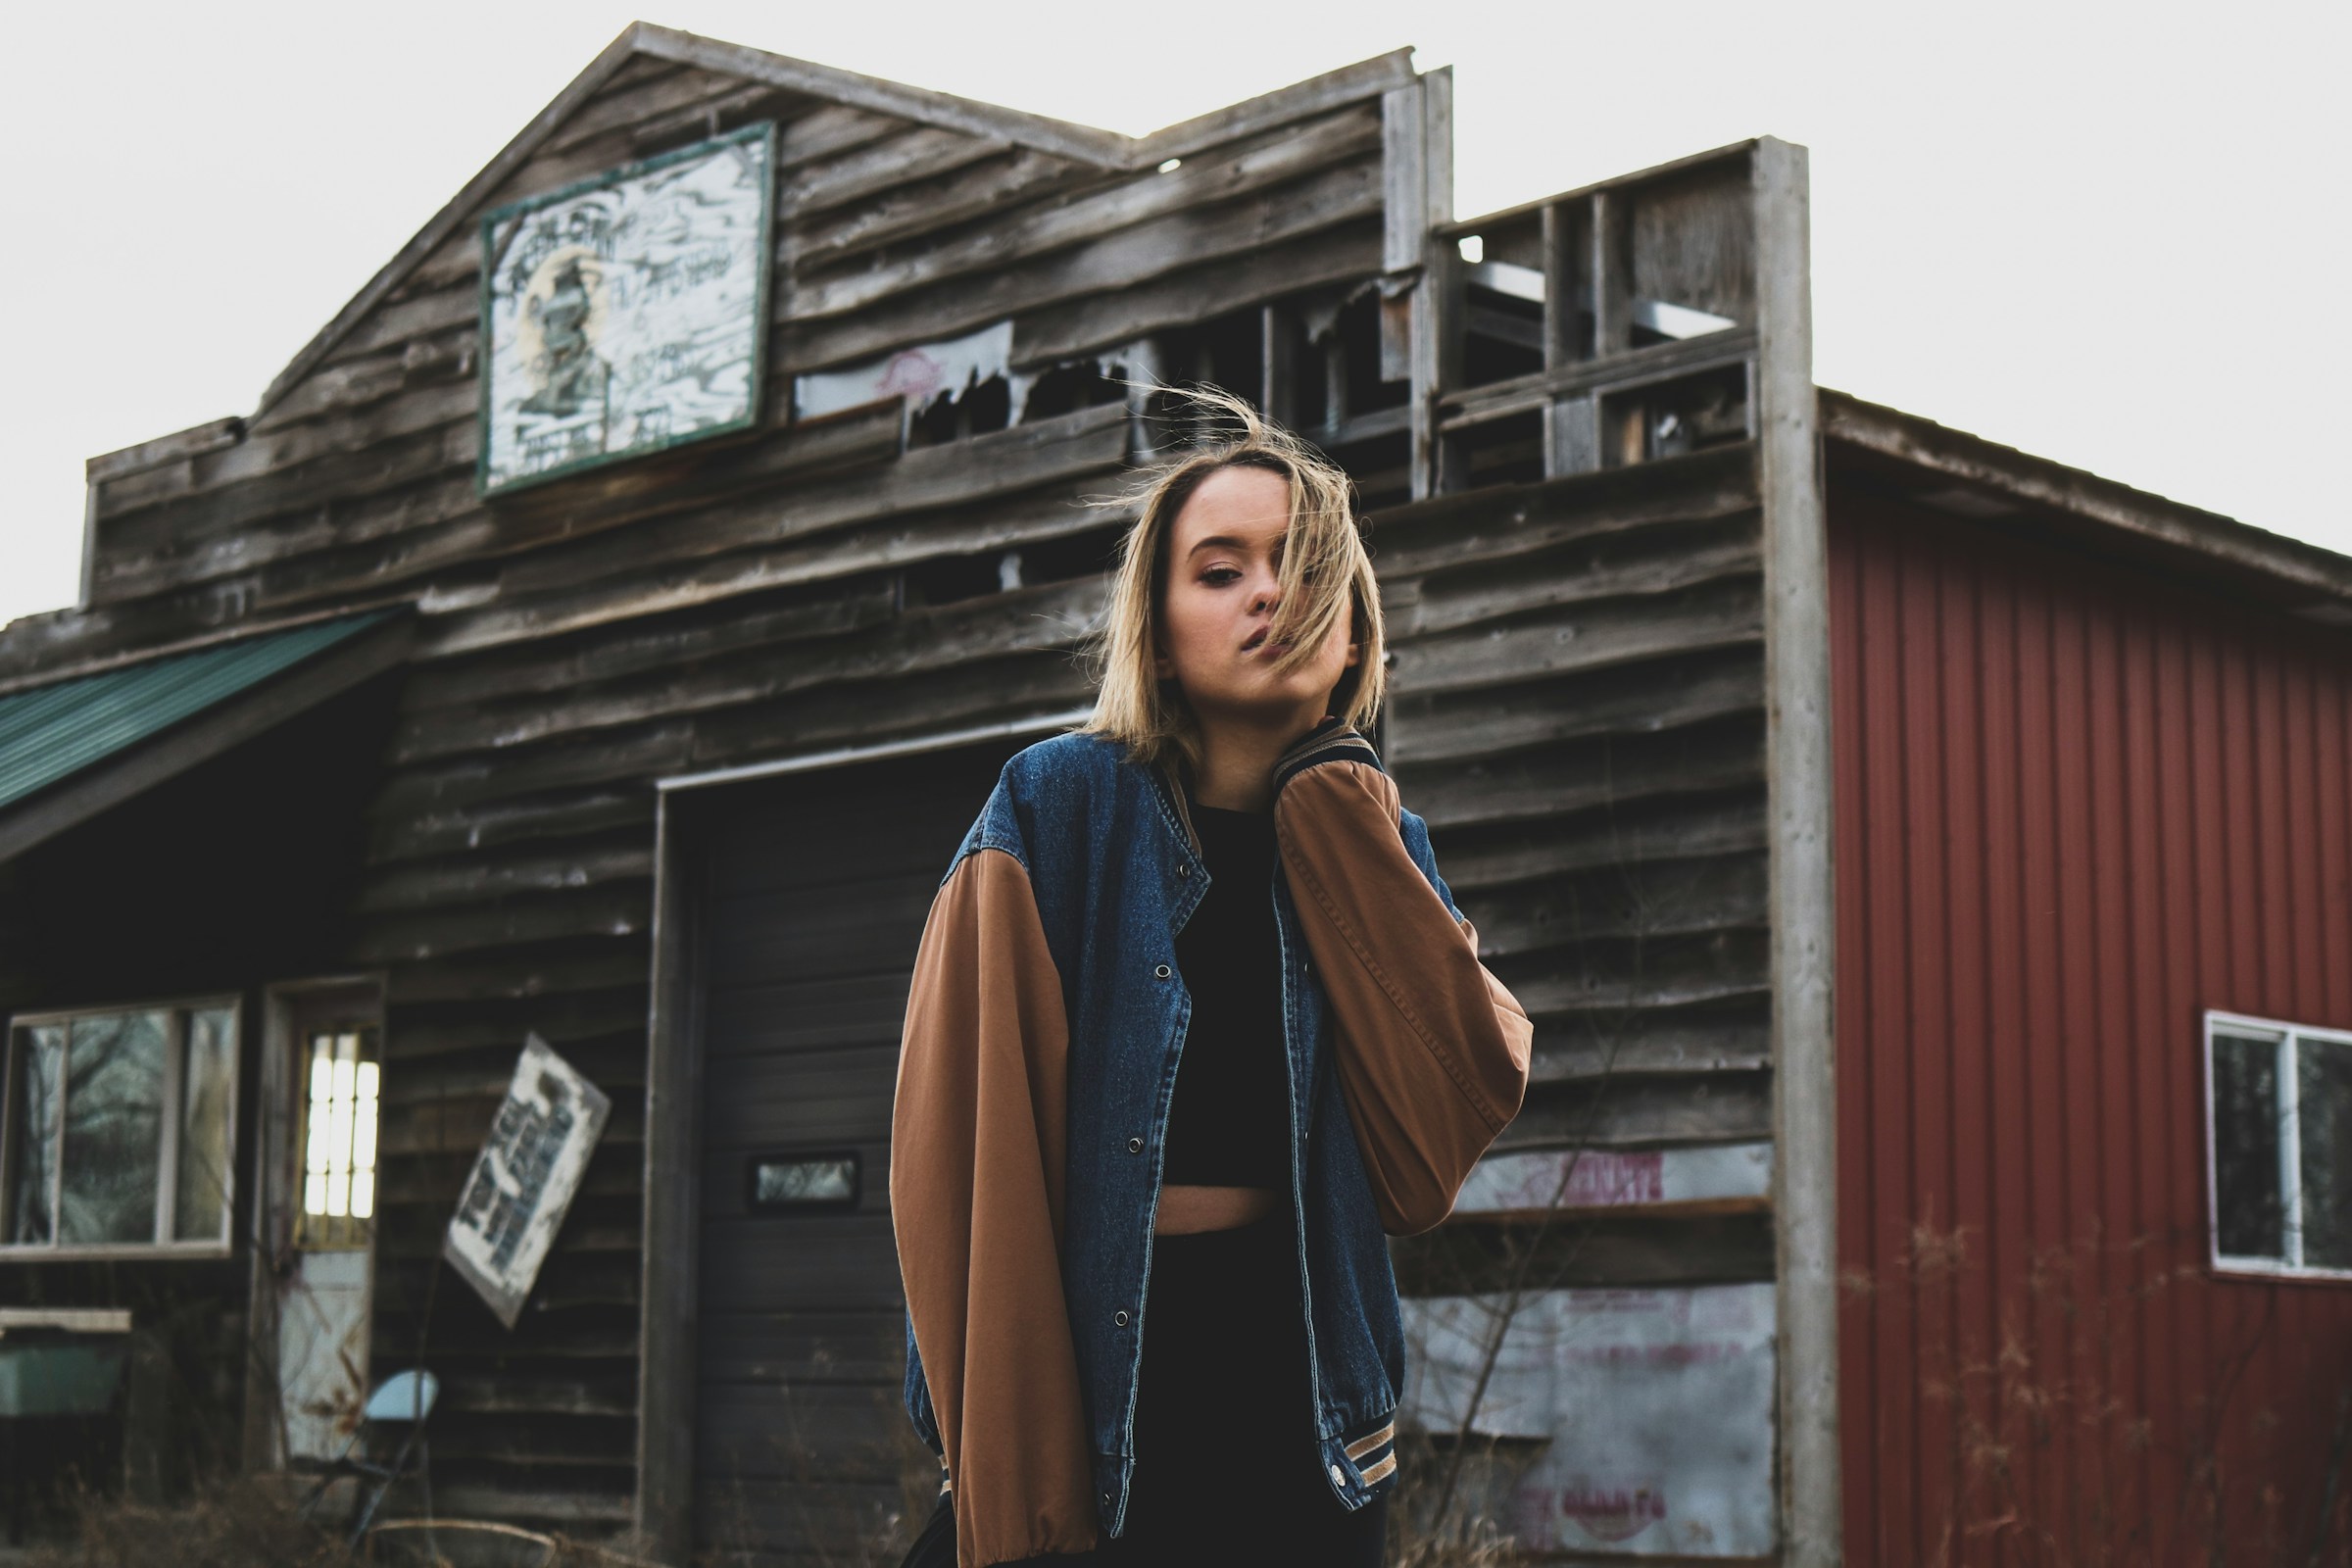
[1821,389,2352,619]
[243,23,1415,422]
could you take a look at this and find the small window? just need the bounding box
[2,998,240,1256]
[296,1023,381,1250]
[2205,1010,2352,1279]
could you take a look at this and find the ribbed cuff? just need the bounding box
[1272,715,1384,794]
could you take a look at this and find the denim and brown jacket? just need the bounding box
[890,717,1533,1567]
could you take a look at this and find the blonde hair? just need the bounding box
[1076,386,1386,775]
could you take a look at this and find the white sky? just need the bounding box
[4,1,2345,631]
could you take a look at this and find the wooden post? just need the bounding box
[635,794,706,1563]
[1261,304,1298,425]
[1752,134,1841,1568]
[1591,190,1631,359]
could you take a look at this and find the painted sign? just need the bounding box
[1402,1283,1778,1557]
[442,1034,611,1327]
[477,122,775,495]
[1451,1141,1772,1216]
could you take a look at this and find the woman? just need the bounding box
[890,393,1534,1568]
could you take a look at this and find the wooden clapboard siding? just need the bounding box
[1374,443,1773,1297]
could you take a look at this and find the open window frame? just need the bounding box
[2203,1006,2352,1284]
[0,993,243,1261]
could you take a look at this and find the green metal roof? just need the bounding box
[0,611,395,812]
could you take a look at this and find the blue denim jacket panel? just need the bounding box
[900,729,1434,1523]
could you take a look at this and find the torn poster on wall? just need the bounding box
[442,1033,611,1328]
[794,319,1016,422]
[1400,1283,1778,1557]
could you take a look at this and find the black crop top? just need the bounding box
[1158,802,1292,1189]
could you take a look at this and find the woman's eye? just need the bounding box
[1201,566,1241,585]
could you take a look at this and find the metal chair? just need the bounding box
[298,1367,438,1545]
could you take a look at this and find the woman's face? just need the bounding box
[1152,464,1360,729]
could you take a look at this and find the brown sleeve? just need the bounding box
[890,847,1101,1567]
[1273,760,1535,1236]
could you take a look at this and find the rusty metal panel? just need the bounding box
[1402,1284,1778,1556]
[1829,488,2352,1566]
[277,1246,370,1461]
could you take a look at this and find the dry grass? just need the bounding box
[14,1474,353,1568]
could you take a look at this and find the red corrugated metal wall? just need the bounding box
[1830,487,2352,1567]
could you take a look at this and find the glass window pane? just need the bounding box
[7,1025,65,1245]
[2213,1030,2284,1260]
[2298,1036,2352,1270]
[59,1010,167,1245]
[173,1007,236,1243]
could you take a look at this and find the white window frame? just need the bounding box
[0,993,242,1260]
[2203,1007,2352,1283]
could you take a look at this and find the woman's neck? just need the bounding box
[1190,720,1296,813]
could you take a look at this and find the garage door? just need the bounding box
[685,735,1026,1565]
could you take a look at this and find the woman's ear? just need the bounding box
[1152,637,1174,681]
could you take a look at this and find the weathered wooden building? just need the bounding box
[0,22,2342,1568]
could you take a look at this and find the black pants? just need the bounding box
[900,1207,1387,1566]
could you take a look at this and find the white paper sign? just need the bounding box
[442,1033,611,1328]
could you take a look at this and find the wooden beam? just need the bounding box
[636,791,701,1563]
[632,25,1127,168]
[1132,48,1415,168]
[1752,134,1841,1568]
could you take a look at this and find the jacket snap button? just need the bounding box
[1329,1462,1348,1486]
[1102,1491,1112,1506]
[1114,1310,1130,1326]
[1177,863,1189,876]
[1127,1137,1144,1153]
[1153,963,1171,979]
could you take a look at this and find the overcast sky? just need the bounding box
[4,2,2343,631]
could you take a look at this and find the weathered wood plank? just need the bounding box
[1497,927,1770,1013]
[1366,444,1758,574]
[1013,220,1383,368]
[1499,1067,1775,1149]
[1396,712,1764,830]
[1385,512,1760,637]
[779,155,1383,372]
[399,579,897,714]
[385,938,655,1005]
[416,409,1130,657]
[1462,850,1767,954]
[484,404,1125,605]
[1389,574,1761,698]
[96,404,903,609]
[783,124,1005,220]
[1526,1013,1773,1084]
[1437,790,1768,893]
[368,788,654,866]
[789,145,1092,267]
[786,104,1379,324]
[1387,642,1763,763]
[392,576,1103,764]
[778,103,911,169]
[351,884,652,963]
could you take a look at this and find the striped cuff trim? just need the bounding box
[1343,1421,1396,1461]
[1359,1451,1397,1485]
